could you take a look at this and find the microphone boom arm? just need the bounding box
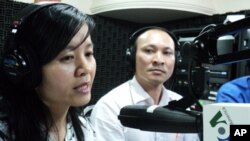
[192,16,250,65]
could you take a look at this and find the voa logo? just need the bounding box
[210,110,230,141]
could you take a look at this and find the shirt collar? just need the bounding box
[159,89,172,106]
[129,76,151,104]
[129,76,170,105]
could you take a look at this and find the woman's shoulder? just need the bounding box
[78,116,96,141]
[65,116,95,141]
[0,119,8,140]
[78,116,93,130]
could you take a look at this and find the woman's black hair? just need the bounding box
[0,3,95,141]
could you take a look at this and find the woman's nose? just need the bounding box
[75,58,90,77]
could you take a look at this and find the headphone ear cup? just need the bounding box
[126,45,136,72]
[2,3,66,88]
[175,50,182,67]
[3,47,29,84]
[126,46,132,62]
[2,40,39,88]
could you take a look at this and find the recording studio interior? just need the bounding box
[1,0,250,141]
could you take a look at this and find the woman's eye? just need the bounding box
[61,55,74,62]
[85,51,94,57]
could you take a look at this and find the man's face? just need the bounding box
[135,29,176,87]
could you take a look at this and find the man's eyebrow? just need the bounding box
[144,44,173,49]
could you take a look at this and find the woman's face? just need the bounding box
[37,24,96,108]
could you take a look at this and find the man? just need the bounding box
[90,26,200,141]
[216,61,250,103]
[216,76,250,103]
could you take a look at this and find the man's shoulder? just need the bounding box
[165,89,183,100]
[93,80,132,112]
[232,76,249,82]
[99,80,130,100]
[222,76,249,88]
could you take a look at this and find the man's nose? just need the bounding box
[153,52,164,65]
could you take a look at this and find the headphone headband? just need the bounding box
[11,3,67,36]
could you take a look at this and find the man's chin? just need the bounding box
[149,78,166,85]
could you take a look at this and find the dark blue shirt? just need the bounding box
[216,76,250,103]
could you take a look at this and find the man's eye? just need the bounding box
[145,49,153,53]
[164,51,174,55]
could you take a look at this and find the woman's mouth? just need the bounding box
[74,83,90,94]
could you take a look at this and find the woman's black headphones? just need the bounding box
[126,26,181,72]
[2,3,66,88]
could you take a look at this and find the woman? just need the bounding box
[0,2,96,141]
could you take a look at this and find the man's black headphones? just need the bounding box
[2,3,65,88]
[126,26,181,72]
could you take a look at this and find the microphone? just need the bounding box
[118,105,202,133]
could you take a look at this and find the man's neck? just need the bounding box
[135,77,163,104]
[146,86,163,104]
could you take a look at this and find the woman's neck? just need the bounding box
[49,104,69,141]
